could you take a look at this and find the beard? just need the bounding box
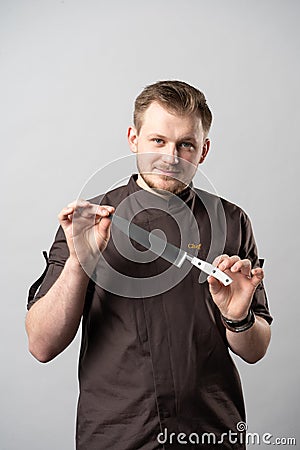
[136,153,197,195]
[138,171,188,195]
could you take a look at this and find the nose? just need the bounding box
[161,144,179,165]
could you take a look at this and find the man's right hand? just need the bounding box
[26,199,114,362]
[58,200,115,269]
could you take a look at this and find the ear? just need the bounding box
[127,126,138,153]
[199,138,211,164]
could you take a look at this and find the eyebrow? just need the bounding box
[147,134,167,139]
[179,136,197,142]
[147,134,197,142]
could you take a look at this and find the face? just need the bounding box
[128,101,210,194]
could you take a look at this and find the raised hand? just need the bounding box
[207,254,264,321]
[58,200,115,269]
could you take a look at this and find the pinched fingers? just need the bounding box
[68,200,114,219]
[62,200,114,222]
[94,205,115,222]
[58,201,115,230]
[58,200,92,224]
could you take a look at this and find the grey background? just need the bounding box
[1,0,299,448]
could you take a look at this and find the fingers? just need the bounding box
[221,256,241,270]
[250,267,264,287]
[58,206,75,224]
[214,255,240,271]
[212,254,229,266]
[213,254,265,285]
[214,255,252,277]
[59,200,114,221]
[94,205,115,222]
[67,200,115,220]
[58,200,115,234]
[227,259,251,277]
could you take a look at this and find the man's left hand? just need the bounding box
[207,255,264,321]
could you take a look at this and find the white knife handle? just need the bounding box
[189,256,233,286]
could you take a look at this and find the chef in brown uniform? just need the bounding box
[26,80,272,449]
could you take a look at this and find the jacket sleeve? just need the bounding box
[27,226,69,310]
[239,211,273,325]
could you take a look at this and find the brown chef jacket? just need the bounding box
[27,174,272,450]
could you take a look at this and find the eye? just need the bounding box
[179,142,195,151]
[152,138,164,145]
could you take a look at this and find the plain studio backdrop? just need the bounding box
[1,1,299,449]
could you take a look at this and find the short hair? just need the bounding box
[133,80,213,135]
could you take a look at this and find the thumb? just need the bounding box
[98,216,113,236]
[207,275,223,296]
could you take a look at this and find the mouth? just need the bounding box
[152,168,180,177]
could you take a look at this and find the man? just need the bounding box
[26,80,272,449]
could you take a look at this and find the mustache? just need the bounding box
[154,166,181,173]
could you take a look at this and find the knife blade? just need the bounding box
[109,214,232,286]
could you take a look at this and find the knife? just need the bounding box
[109,214,232,286]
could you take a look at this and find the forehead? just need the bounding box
[139,101,203,137]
